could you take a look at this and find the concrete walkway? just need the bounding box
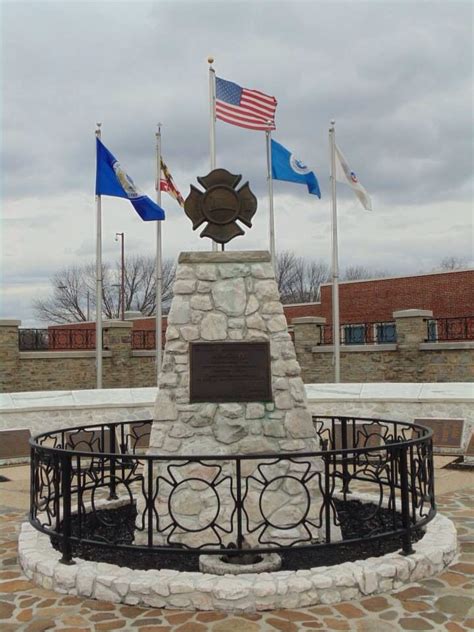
[0,458,472,631]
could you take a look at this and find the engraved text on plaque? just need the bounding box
[190,341,272,403]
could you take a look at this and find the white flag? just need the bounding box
[335,144,372,211]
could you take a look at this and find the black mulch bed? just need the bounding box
[51,499,423,572]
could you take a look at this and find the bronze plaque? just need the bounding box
[415,418,464,449]
[0,429,31,459]
[190,341,272,403]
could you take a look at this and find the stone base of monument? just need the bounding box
[136,251,341,548]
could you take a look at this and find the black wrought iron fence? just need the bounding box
[29,416,435,566]
[320,322,397,345]
[426,316,474,342]
[131,330,160,350]
[19,329,49,351]
[19,328,98,351]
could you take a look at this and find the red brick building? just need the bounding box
[48,269,473,347]
[284,269,473,324]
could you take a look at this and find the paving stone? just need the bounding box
[195,612,227,622]
[0,570,22,579]
[17,607,34,621]
[61,615,90,626]
[119,605,146,618]
[308,606,334,615]
[445,623,466,632]
[393,587,433,600]
[379,610,399,620]
[361,595,390,611]
[0,578,34,591]
[398,618,434,630]
[95,621,128,631]
[333,603,365,618]
[174,623,208,632]
[422,611,447,624]
[320,617,350,630]
[356,620,399,631]
[214,618,260,632]
[165,611,195,624]
[60,595,84,605]
[81,598,116,611]
[0,600,15,618]
[141,609,164,617]
[450,562,474,574]
[37,598,57,608]
[266,619,299,632]
[276,610,319,621]
[402,600,432,612]
[90,612,119,622]
[24,620,57,632]
[434,595,472,617]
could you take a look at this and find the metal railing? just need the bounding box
[131,330,164,350]
[19,328,97,351]
[319,322,397,345]
[29,416,435,565]
[426,316,474,342]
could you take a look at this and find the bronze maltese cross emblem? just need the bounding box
[184,168,258,244]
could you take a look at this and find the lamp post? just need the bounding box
[115,232,125,320]
[86,290,90,321]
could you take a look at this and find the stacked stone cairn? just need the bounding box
[137,251,339,550]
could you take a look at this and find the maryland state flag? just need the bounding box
[159,159,184,207]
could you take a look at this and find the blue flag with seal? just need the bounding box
[95,138,165,221]
[271,139,321,197]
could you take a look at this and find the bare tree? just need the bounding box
[341,265,389,281]
[33,256,176,324]
[437,256,470,271]
[276,252,330,304]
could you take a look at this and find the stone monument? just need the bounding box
[137,170,338,549]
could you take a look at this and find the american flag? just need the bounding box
[215,77,277,131]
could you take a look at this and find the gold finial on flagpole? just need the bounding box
[95,122,102,138]
[208,56,214,65]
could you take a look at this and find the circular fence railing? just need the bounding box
[29,416,435,566]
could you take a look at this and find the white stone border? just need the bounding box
[18,513,457,612]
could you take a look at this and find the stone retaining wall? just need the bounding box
[292,310,474,384]
[18,506,458,612]
[1,384,472,460]
[1,310,473,393]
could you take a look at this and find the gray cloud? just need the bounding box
[1,1,472,324]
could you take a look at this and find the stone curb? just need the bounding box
[18,513,457,612]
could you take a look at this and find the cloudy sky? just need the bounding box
[1,0,472,326]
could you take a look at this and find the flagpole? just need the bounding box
[155,124,163,382]
[208,56,218,252]
[95,123,103,389]
[329,119,341,383]
[265,128,276,269]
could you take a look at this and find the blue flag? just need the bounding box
[95,138,165,221]
[271,139,321,197]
